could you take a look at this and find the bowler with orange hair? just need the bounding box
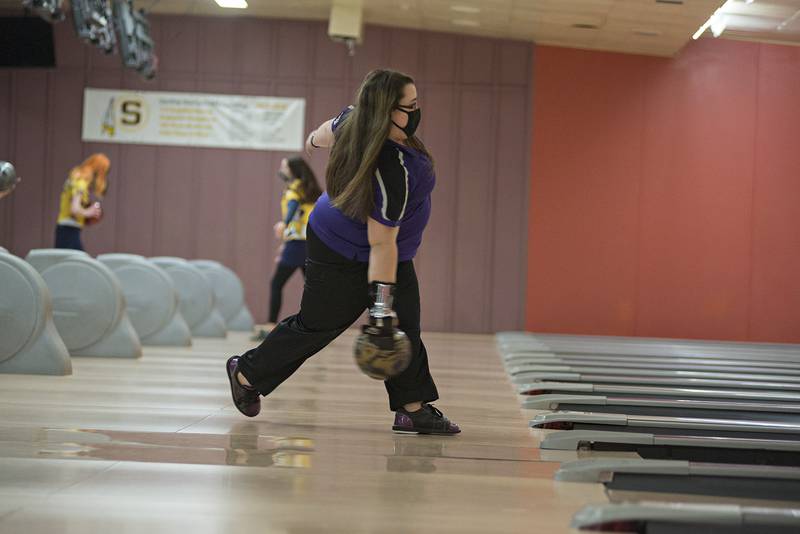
[54,153,110,250]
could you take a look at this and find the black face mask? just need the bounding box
[392,107,421,138]
[278,171,291,182]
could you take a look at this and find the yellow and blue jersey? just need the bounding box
[281,179,314,241]
[57,170,91,228]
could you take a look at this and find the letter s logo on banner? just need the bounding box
[121,100,143,125]
[99,95,146,138]
[119,96,147,133]
[84,88,305,151]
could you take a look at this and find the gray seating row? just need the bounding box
[1,248,255,375]
[0,252,71,375]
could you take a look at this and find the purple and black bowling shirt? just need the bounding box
[308,106,435,262]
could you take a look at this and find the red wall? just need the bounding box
[527,39,800,343]
[0,15,531,333]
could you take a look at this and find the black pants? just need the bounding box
[237,226,439,411]
[269,263,305,323]
[54,225,84,251]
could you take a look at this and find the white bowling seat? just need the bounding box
[25,249,142,359]
[0,246,7,253]
[0,250,72,375]
[149,257,227,338]
[190,260,255,332]
[98,253,192,346]
[26,248,88,273]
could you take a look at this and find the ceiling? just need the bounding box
[7,0,800,57]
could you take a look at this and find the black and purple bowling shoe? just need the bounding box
[392,404,460,435]
[226,356,261,418]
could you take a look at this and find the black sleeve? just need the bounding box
[371,145,409,226]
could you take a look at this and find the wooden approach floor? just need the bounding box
[0,330,606,533]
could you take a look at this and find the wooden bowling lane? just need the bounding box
[0,331,605,533]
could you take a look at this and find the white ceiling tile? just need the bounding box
[2,0,797,56]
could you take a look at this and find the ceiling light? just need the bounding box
[692,0,733,39]
[215,0,247,8]
[710,15,727,37]
[451,19,479,27]
[450,5,480,14]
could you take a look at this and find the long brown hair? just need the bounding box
[286,156,322,204]
[326,69,432,221]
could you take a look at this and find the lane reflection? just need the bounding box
[0,426,315,469]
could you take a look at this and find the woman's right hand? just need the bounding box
[84,202,102,219]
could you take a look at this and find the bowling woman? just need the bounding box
[226,69,459,435]
[54,153,110,251]
[252,156,322,341]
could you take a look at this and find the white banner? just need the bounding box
[82,88,305,151]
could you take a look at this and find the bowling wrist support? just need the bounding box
[369,281,395,319]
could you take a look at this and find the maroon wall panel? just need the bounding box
[422,34,457,84]
[453,88,495,332]
[199,19,237,78]
[277,21,312,80]
[750,44,800,342]
[491,87,529,332]
[500,42,531,86]
[159,18,198,75]
[152,147,196,259]
[528,49,644,336]
[314,29,348,81]
[352,27,388,84]
[0,74,10,246]
[237,19,274,81]
[115,144,157,255]
[195,148,236,262]
[387,29,420,77]
[528,39,800,343]
[0,15,531,333]
[232,150,273,324]
[637,40,757,340]
[46,72,86,232]
[415,85,458,332]
[53,18,86,69]
[10,73,49,253]
[460,37,495,85]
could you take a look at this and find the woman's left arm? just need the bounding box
[305,119,335,155]
[305,105,355,154]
